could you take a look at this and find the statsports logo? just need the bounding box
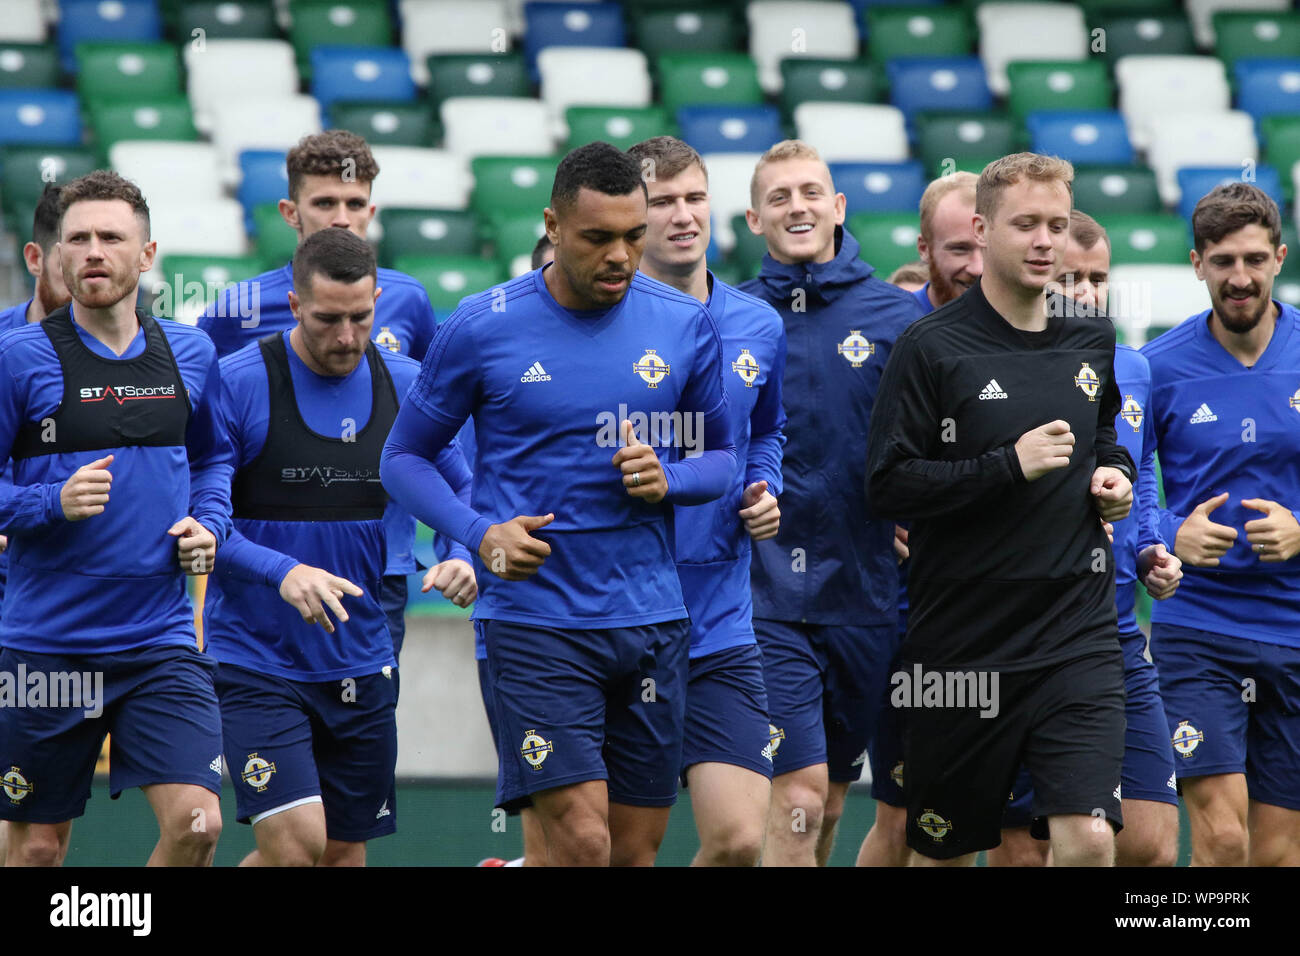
[79,384,177,403]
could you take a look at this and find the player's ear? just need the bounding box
[833,191,847,225]
[1275,242,1287,275]
[744,207,763,236]
[138,239,157,273]
[973,214,988,247]
[1189,248,1204,280]
[279,198,301,232]
[21,241,41,279]
[288,289,301,319]
[543,207,559,246]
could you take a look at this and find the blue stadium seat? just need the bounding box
[1175,165,1283,223]
[58,0,162,71]
[677,104,782,154]
[0,89,81,145]
[236,149,289,229]
[1026,110,1134,165]
[829,160,927,216]
[523,2,624,80]
[886,57,992,128]
[1235,59,1300,122]
[310,46,415,111]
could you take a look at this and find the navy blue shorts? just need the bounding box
[681,643,773,784]
[475,640,531,813]
[753,619,899,783]
[0,643,223,824]
[483,618,690,809]
[1151,623,1300,811]
[215,661,398,842]
[868,635,907,806]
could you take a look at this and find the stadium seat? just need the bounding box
[830,160,927,216]
[75,43,181,107]
[887,58,992,127]
[185,40,298,133]
[632,8,739,60]
[677,104,782,155]
[779,58,882,120]
[311,47,415,112]
[538,47,651,126]
[291,1,393,78]
[156,253,264,323]
[150,197,249,259]
[848,211,921,275]
[1101,214,1192,266]
[0,0,45,43]
[235,149,288,220]
[976,2,1087,96]
[523,2,625,79]
[1175,166,1283,223]
[866,4,972,63]
[658,52,763,111]
[1234,59,1300,123]
[1106,264,1210,345]
[1213,11,1300,67]
[491,212,549,264]
[330,101,437,147]
[441,96,554,157]
[564,105,674,151]
[426,53,531,111]
[1146,110,1257,205]
[176,1,277,40]
[746,1,858,93]
[0,90,82,146]
[378,208,479,265]
[400,0,511,86]
[209,96,323,177]
[697,151,763,253]
[110,140,225,202]
[470,155,557,225]
[1092,13,1195,61]
[793,103,908,163]
[1262,114,1300,200]
[1006,60,1112,123]
[728,211,768,272]
[251,201,300,264]
[0,44,59,88]
[374,146,474,209]
[1187,0,1288,50]
[915,111,1018,175]
[58,0,161,71]
[1072,166,1162,217]
[1115,56,1230,152]
[1025,110,1134,166]
[89,97,198,154]
[710,258,749,287]
[394,254,507,313]
[0,145,96,216]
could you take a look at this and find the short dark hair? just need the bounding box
[626,136,708,185]
[292,227,377,296]
[550,141,646,214]
[530,233,554,269]
[1191,182,1281,253]
[33,184,62,251]
[286,129,380,202]
[1069,208,1109,252]
[58,170,150,239]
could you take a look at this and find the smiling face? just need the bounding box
[641,163,710,276]
[545,186,647,309]
[58,199,154,310]
[746,157,846,266]
[1192,223,1286,335]
[974,177,1072,296]
[920,189,982,306]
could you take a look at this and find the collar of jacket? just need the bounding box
[753,226,876,305]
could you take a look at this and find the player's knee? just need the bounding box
[700,820,765,867]
[12,833,63,867]
[1196,820,1248,865]
[773,780,827,835]
[1119,831,1177,868]
[168,814,222,862]
[551,823,610,865]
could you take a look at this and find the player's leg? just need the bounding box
[857,802,908,866]
[1241,641,1300,866]
[1181,775,1248,865]
[1046,814,1114,866]
[141,783,224,866]
[520,809,547,866]
[766,763,828,865]
[1114,642,1179,867]
[1117,800,1178,867]
[531,780,611,865]
[1247,802,1300,865]
[4,821,73,867]
[986,768,1049,867]
[856,663,909,867]
[319,839,366,866]
[817,781,850,866]
[608,804,671,867]
[686,763,770,865]
[242,802,327,866]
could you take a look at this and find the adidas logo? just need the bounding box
[1167,773,1177,791]
[376,799,391,820]
[978,378,1008,400]
[210,756,223,775]
[1189,403,1217,423]
[520,361,551,383]
[850,749,868,768]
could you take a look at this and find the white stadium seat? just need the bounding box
[0,0,45,42]
[1185,0,1290,49]
[184,39,298,134]
[537,47,651,134]
[977,2,1088,97]
[1115,56,1231,153]
[441,96,553,157]
[209,95,322,181]
[700,151,763,254]
[400,0,510,86]
[1146,110,1257,206]
[1107,265,1211,346]
[109,141,225,203]
[369,146,473,209]
[793,103,909,164]
[746,1,858,94]
[149,198,249,259]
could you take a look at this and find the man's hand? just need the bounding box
[739,480,780,540]
[478,513,554,581]
[1091,467,1132,522]
[278,563,364,634]
[612,420,668,504]
[1102,520,1114,544]
[423,558,477,607]
[893,524,910,563]
[1174,492,1238,567]
[0,534,7,554]
[1243,498,1300,563]
[1014,420,1073,481]
[168,516,216,575]
[1138,543,1182,600]
[60,454,114,521]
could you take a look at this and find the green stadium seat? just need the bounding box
[1275,224,1300,305]
[1099,214,1191,265]
[378,208,478,265]
[657,52,763,111]
[331,101,437,147]
[728,213,768,273]
[1072,165,1162,217]
[291,1,393,79]
[1006,61,1112,123]
[252,202,300,267]
[394,254,507,313]
[89,98,197,160]
[1261,114,1300,200]
[75,42,182,106]
[470,156,559,235]
[175,1,277,40]
[633,8,739,59]
[1,144,97,217]
[866,5,973,63]
[156,254,263,318]
[426,53,531,111]
[916,111,1019,177]
[565,105,675,151]
[1075,0,1181,14]
[1093,14,1195,60]
[1213,11,1300,68]
[779,58,882,120]
[0,44,59,88]
[491,213,548,264]
[848,212,921,276]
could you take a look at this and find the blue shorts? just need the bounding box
[867,635,907,806]
[475,641,531,813]
[1151,623,1300,811]
[681,643,773,785]
[484,618,690,810]
[215,661,398,842]
[753,619,899,783]
[0,643,223,824]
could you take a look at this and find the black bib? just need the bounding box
[12,306,191,460]
[231,333,398,522]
